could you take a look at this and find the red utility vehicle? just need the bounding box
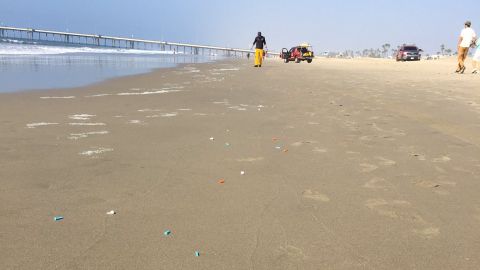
[281,44,314,63]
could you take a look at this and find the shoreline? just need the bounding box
[0,52,220,94]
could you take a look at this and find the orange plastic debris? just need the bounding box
[218,179,225,184]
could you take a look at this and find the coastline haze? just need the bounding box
[1,0,477,54]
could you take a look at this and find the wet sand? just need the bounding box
[1,57,480,269]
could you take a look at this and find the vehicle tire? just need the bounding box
[307,59,312,63]
[295,58,301,63]
[284,58,289,63]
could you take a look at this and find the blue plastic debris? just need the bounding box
[163,230,171,236]
[54,216,64,221]
[195,251,200,257]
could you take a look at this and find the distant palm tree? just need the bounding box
[382,43,391,57]
[440,44,445,55]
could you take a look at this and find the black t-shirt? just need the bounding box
[253,36,266,49]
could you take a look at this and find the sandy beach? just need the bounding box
[1,57,480,269]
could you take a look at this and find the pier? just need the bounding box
[0,26,278,57]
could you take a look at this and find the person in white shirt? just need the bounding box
[457,21,476,74]
[472,38,480,74]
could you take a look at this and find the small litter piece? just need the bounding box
[272,137,279,142]
[275,146,282,150]
[106,210,116,215]
[210,137,215,141]
[283,149,289,153]
[218,179,225,184]
[195,251,200,257]
[164,230,172,236]
[225,143,231,147]
[54,216,64,221]
[240,171,245,175]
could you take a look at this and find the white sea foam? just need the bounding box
[0,42,177,56]
[117,89,182,96]
[228,106,247,111]
[69,114,96,121]
[79,147,113,156]
[213,68,240,71]
[69,123,106,126]
[161,113,178,117]
[128,120,144,124]
[86,94,112,98]
[68,131,109,140]
[40,96,76,99]
[138,108,163,112]
[26,122,59,128]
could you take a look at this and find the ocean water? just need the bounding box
[0,40,216,93]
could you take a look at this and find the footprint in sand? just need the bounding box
[411,153,427,161]
[236,157,264,162]
[363,177,391,190]
[276,245,307,260]
[375,157,396,166]
[291,141,317,147]
[432,156,451,163]
[414,179,456,196]
[365,199,412,219]
[474,208,480,222]
[365,199,439,238]
[302,190,330,202]
[359,163,379,173]
[413,227,440,239]
[313,147,328,153]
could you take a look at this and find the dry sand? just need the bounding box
[1,57,480,269]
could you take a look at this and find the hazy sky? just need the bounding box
[1,0,477,53]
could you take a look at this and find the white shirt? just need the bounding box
[460,28,476,48]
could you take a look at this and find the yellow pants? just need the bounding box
[255,49,264,66]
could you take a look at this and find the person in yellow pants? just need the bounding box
[252,32,267,67]
[254,48,264,67]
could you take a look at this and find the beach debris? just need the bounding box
[283,149,289,153]
[106,210,116,215]
[195,251,200,257]
[54,216,64,221]
[210,137,215,141]
[163,230,172,236]
[225,143,231,147]
[272,137,279,142]
[240,171,245,175]
[218,179,225,184]
[275,146,282,150]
